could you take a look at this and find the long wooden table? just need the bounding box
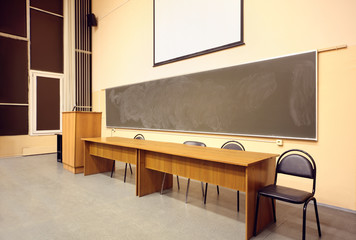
[83,137,277,239]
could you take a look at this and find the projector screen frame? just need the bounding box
[153,0,244,66]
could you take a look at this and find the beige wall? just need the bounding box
[92,0,356,210]
[0,135,56,158]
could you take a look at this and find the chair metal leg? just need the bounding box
[176,176,180,190]
[124,163,128,182]
[110,160,115,178]
[204,183,208,204]
[201,182,205,198]
[303,197,321,240]
[237,190,240,212]
[271,198,276,222]
[313,198,322,237]
[216,185,220,195]
[160,173,166,195]
[129,163,133,174]
[253,193,261,236]
[186,178,190,203]
[303,201,309,240]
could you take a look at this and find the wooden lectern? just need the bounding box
[62,111,102,173]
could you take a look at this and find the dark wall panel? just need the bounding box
[30,0,63,15]
[30,9,63,73]
[0,106,28,135]
[106,51,317,140]
[0,36,28,103]
[36,77,60,130]
[0,0,27,37]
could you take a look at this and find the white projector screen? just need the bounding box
[154,0,244,66]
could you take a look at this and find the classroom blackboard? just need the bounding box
[106,51,317,140]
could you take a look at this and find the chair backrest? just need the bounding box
[183,141,206,147]
[221,140,245,151]
[134,134,145,140]
[275,149,317,193]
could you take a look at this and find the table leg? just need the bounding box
[245,157,276,240]
[84,141,113,175]
[137,150,173,197]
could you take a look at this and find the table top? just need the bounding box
[82,137,278,167]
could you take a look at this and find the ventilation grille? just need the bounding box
[75,0,92,111]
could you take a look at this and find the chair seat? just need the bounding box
[258,185,313,204]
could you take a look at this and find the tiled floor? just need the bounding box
[0,154,355,240]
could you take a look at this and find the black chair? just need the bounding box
[204,140,245,212]
[253,149,321,240]
[160,141,206,203]
[111,134,144,182]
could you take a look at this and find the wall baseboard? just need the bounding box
[276,195,356,213]
[318,202,356,214]
[22,146,57,156]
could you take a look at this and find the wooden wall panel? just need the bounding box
[30,9,63,73]
[0,36,28,104]
[36,77,60,130]
[30,0,63,15]
[0,0,27,37]
[0,105,28,135]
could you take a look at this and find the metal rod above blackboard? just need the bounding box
[318,44,347,53]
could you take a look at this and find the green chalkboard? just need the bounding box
[106,51,317,140]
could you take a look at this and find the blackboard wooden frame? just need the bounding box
[107,51,317,141]
[153,0,244,66]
